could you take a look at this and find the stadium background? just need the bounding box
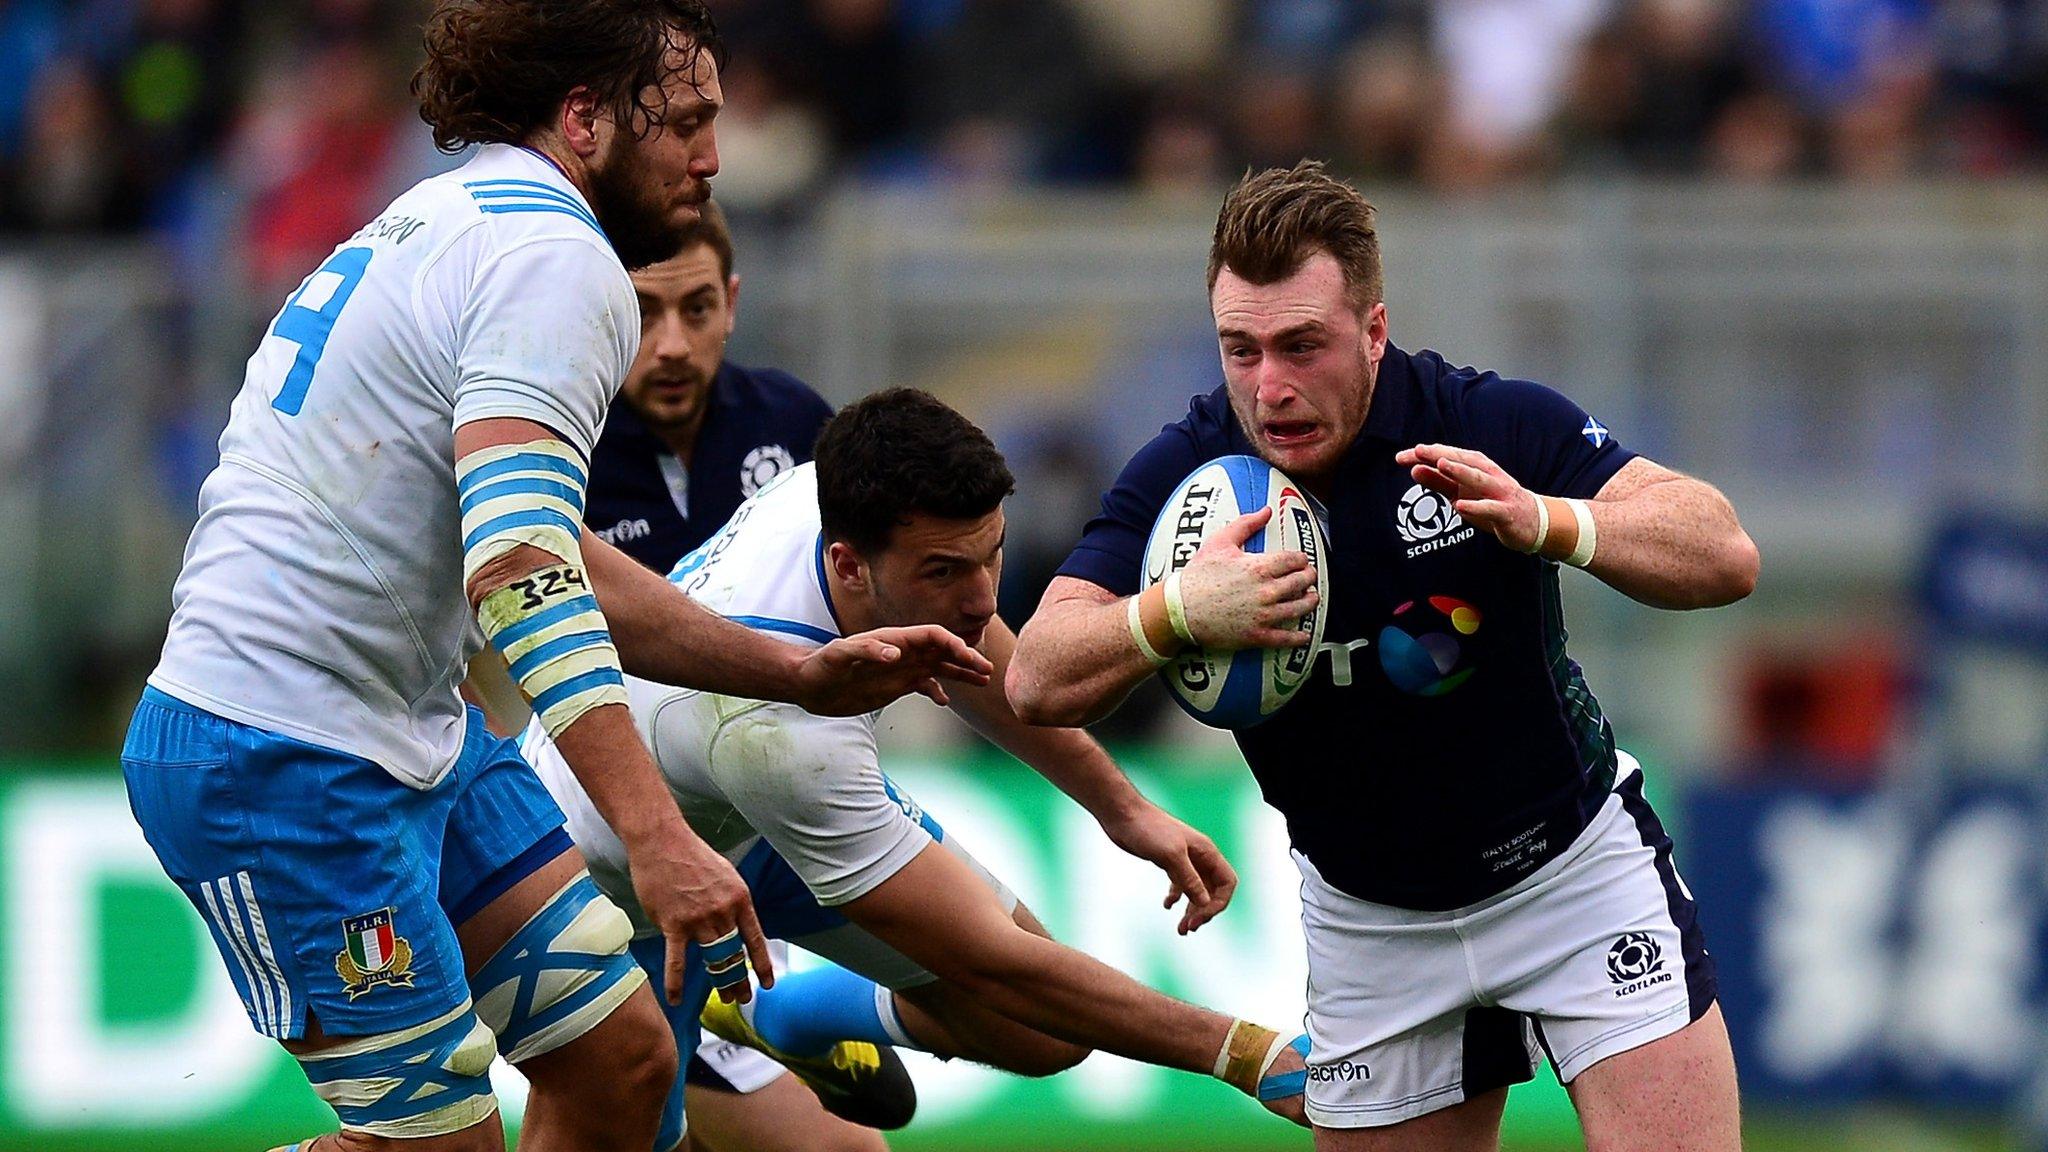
[2,0,2046,1148]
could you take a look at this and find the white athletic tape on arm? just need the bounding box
[1127,594,1170,667]
[1519,493,1550,555]
[477,566,628,736]
[457,440,590,583]
[458,439,626,736]
[1564,498,1598,568]
[1212,1018,1286,1095]
[1162,572,1196,645]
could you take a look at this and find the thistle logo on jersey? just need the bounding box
[1395,484,1475,558]
[336,908,416,999]
[740,445,798,497]
[1607,931,1670,997]
[1140,456,1330,728]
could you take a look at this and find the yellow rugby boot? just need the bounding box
[699,994,917,1129]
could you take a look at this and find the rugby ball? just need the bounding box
[1140,455,1330,729]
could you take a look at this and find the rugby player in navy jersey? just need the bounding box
[586,198,833,570]
[1010,161,1758,1152]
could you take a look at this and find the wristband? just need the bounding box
[1212,1018,1289,1096]
[1564,498,1598,568]
[1162,571,1196,645]
[1127,593,1170,667]
[1518,493,1550,555]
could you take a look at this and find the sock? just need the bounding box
[743,963,900,1058]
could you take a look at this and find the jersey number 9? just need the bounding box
[270,246,375,416]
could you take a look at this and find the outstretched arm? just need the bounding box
[584,528,992,713]
[952,616,1237,933]
[1397,447,1759,609]
[842,842,1305,1125]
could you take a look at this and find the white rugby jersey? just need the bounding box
[150,144,636,787]
[528,465,934,936]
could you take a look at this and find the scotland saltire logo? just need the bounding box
[336,908,416,999]
[1582,417,1610,448]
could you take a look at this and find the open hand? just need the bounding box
[796,625,994,715]
[1101,803,1238,934]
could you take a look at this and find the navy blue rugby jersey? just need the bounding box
[1058,343,1639,911]
[586,360,833,571]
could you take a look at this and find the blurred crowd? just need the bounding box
[4,0,2048,260]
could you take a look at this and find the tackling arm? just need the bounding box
[582,529,993,715]
[954,617,1237,932]
[841,841,1302,1121]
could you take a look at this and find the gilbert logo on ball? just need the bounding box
[1140,455,1331,729]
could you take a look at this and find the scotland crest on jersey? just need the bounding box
[336,907,415,999]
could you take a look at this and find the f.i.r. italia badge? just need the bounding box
[336,908,415,999]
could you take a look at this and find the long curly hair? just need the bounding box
[412,0,727,153]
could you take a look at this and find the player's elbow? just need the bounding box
[1723,531,1761,602]
[1699,530,1760,607]
[1671,530,1760,609]
[1005,660,1098,728]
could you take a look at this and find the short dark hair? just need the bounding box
[413,0,727,153]
[677,197,734,281]
[1207,160,1383,310]
[814,389,1015,555]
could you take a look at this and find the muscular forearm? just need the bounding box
[1578,476,1759,609]
[955,617,1147,820]
[583,532,810,700]
[1007,581,1174,727]
[551,704,693,847]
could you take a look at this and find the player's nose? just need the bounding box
[691,124,720,180]
[1254,360,1298,407]
[647,309,693,360]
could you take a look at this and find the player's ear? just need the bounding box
[560,86,604,159]
[826,540,869,592]
[1362,302,1389,365]
[724,275,740,335]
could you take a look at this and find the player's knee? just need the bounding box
[612,1003,680,1109]
[471,872,648,1065]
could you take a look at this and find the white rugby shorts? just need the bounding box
[1296,757,1715,1129]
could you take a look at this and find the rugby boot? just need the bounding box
[699,994,918,1129]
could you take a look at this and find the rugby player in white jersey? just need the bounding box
[119,5,986,1151]
[523,389,1313,1138]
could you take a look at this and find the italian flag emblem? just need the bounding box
[336,908,415,999]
